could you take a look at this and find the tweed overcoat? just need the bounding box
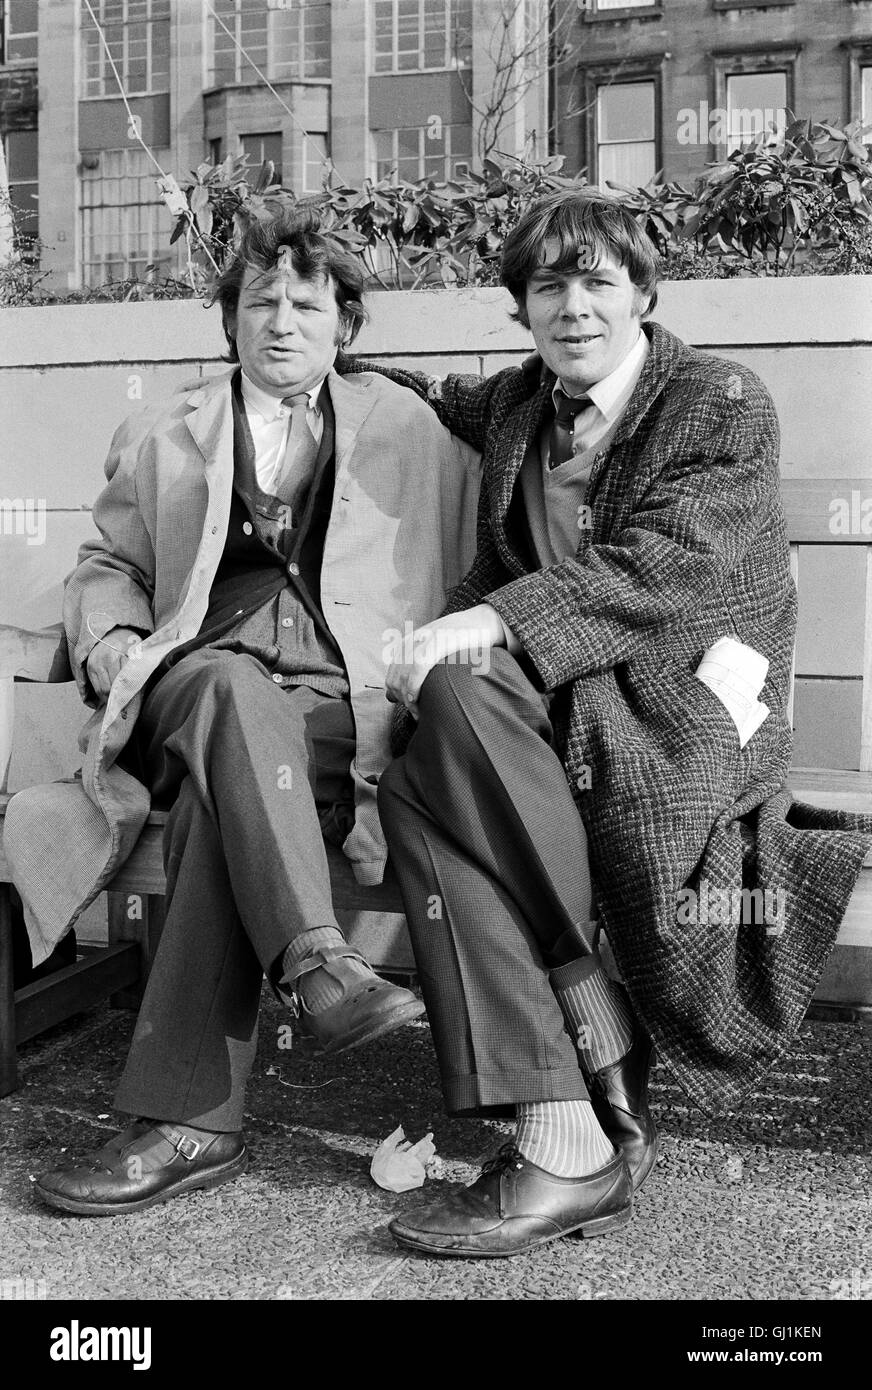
[345,321,872,1115]
[4,366,480,966]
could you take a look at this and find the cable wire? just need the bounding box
[80,0,221,274]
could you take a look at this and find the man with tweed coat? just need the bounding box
[351,189,872,1258]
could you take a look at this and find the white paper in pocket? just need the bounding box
[694,636,770,749]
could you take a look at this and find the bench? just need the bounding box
[2,474,872,1095]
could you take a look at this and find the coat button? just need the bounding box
[211,525,218,535]
[288,562,300,576]
[242,521,253,536]
[281,617,294,628]
[271,673,283,684]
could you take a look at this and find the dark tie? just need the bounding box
[548,389,593,470]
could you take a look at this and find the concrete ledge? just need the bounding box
[2,275,871,368]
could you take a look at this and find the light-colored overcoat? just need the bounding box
[5,367,480,964]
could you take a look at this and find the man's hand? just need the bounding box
[85,626,146,698]
[385,605,506,719]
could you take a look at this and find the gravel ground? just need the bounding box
[1,996,870,1302]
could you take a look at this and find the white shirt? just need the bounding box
[240,371,326,495]
[552,329,650,459]
[498,329,651,657]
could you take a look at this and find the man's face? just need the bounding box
[229,261,342,396]
[523,242,646,393]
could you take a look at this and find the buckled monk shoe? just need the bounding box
[293,955,425,1055]
[388,1143,633,1258]
[33,1123,247,1216]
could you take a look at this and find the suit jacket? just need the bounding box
[342,321,872,1114]
[5,366,481,964]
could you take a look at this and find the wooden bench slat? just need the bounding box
[781,479,872,543]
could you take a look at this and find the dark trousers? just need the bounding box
[377,648,596,1116]
[114,648,355,1131]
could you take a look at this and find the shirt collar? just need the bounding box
[553,329,649,425]
[240,371,325,422]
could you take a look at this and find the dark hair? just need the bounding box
[501,188,660,326]
[212,204,368,359]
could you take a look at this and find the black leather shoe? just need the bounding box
[587,1020,658,1192]
[33,1124,247,1216]
[388,1144,632,1258]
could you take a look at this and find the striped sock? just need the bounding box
[282,928,375,1015]
[551,955,635,1072]
[515,1099,616,1177]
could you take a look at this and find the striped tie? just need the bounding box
[548,389,592,471]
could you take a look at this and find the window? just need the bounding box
[862,67,872,128]
[209,0,330,86]
[1,0,38,63]
[591,1,654,8]
[711,47,797,157]
[373,1,472,73]
[596,80,656,188]
[3,128,38,252]
[208,138,223,165]
[80,147,172,286]
[374,123,472,181]
[241,132,283,186]
[725,70,787,152]
[81,0,170,98]
[270,1,330,80]
[302,132,328,191]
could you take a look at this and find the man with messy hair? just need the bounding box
[12,206,480,1215]
[346,188,872,1258]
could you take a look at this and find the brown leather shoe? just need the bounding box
[292,950,425,1054]
[33,1124,247,1216]
[587,1020,658,1192]
[388,1144,632,1258]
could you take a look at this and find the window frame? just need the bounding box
[595,78,658,191]
[580,1,663,23]
[1,0,38,65]
[239,131,284,187]
[843,39,872,127]
[207,0,331,88]
[79,145,173,288]
[575,56,664,188]
[710,45,799,161]
[2,127,38,256]
[372,122,473,183]
[301,132,329,193]
[80,0,171,101]
[372,0,472,76]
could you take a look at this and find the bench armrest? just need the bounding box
[0,624,72,683]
